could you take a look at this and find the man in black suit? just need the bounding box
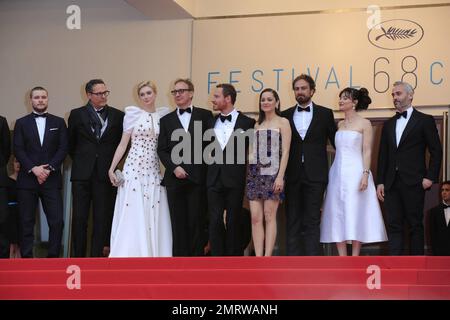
[0,115,11,258]
[13,87,68,258]
[157,78,213,256]
[377,81,442,255]
[429,181,450,255]
[282,74,337,256]
[68,79,124,257]
[206,83,255,256]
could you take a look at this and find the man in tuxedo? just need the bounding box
[13,87,68,258]
[68,79,124,257]
[0,115,11,258]
[157,78,213,256]
[282,74,337,256]
[429,181,450,255]
[377,81,442,255]
[206,83,255,256]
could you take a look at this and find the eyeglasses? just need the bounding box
[90,91,110,97]
[170,89,191,96]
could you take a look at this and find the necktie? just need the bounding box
[297,106,310,112]
[443,204,449,209]
[96,108,107,121]
[395,111,407,119]
[179,108,192,115]
[33,113,47,118]
[220,114,232,123]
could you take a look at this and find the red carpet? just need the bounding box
[0,256,449,299]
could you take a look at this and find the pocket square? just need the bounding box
[49,128,59,131]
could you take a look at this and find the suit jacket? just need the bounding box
[281,103,337,184]
[13,113,68,189]
[0,116,11,187]
[157,106,213,187]
[206,112,256,189]
[429,204,450,255]
[68,104,124,182]
[377,108,442,190]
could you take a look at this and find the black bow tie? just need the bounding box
[443,204,449,209]
[220,114,232,123]
[33,113,47,118]
[179,108,192,115]
[96,108,105,114]
[297,106,311,112]
[395,111,407,119]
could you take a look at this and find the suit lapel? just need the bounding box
[304,103,318,141]
[101,107,115,140]
[81,107,97,140]
[398,109,419,147]
[170,110,184,130]
[41,115,51,148]
[387,117,397,148]
[27,114,42,147]
[187,106,198,133]
[209,114,220,146]
[233,112,244,131]
[287,107,302,141]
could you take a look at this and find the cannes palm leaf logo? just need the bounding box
[375,27,417,41]
[368,20,423,50]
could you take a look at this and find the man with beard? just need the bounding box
[13,87,68,257]
[377,81,442,255]
[282,74,337,256]
[206,83,255,256]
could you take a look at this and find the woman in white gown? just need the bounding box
[320,87,387,256]
[108,80,172,257]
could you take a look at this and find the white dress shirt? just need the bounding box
[33,112,47,146]
[177,105,193,132]
[395,106,413,147]
[214,108,239,150]
[293,102,313,140]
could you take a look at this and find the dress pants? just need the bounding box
[71,176,116,257]
[285,165,326,256]
[166,182,206,256]
[17,187,63,258]
[385,175,425,255]
[207,179,246,256]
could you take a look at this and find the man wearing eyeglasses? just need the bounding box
[68,79,124,257]
[157,78,213,256]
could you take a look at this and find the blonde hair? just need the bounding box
[137,80,157,96]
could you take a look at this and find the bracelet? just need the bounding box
[363,169,370,175]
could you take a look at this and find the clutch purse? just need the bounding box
[114,169,125,186]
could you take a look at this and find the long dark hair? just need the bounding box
[258,88,281,124]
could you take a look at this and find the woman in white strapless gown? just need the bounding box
[107,81,172,257]
[320,88,387,256]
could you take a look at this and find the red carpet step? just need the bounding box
[0,256,449,300]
